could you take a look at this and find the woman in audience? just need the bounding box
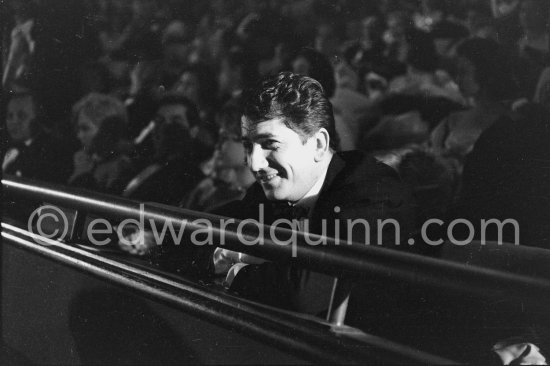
[69,93,134,194]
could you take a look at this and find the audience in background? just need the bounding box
[3,1,549,227]
[183,100,254,212]
[172,63,219,150]
[428,37,518,183]
[3,92,72,183]
[69,93,134,194]
[3,0,549,242]
[122,94,204,206]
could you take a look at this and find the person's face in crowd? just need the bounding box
[456,56,479,98]
[176,72,200,105]
[241,117,324,202]
[292,56,311,77]
[153,103,190,154]
[214,128,245,170]
[6,95,35,143]
[76,113,99,151]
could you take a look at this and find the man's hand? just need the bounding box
[493,341,547,365]
[212,248,267,274]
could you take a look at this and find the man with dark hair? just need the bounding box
[123,94,205,206]
[213,72,415,312]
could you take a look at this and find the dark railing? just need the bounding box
[3,175,550,363]
[4,176,550,309]
[3,222,453,365]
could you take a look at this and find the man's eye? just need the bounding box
[261,140,279,150]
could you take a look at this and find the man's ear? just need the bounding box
[313,128,330,162]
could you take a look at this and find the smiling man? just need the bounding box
[212,72,415,311]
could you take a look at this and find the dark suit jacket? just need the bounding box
[125,156,204,207]
[3,131,73,222]
[4,132,73,184]
[213,150,416,309]
[453,106,550,250]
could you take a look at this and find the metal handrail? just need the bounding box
[2,222,455,365]
[4,175,550,314]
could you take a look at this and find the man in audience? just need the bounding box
[213,72,415,311]
[122,94,205,206]
[3,91,72,183]
[3,91,73,222]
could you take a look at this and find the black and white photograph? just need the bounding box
[2,0,550,364]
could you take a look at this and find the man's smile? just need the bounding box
[256,171,280,183]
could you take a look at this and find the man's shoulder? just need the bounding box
[320,150,411,211]
[329,150,401,188]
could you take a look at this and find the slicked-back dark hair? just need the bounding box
[242,72,339,150]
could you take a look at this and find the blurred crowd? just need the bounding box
[3,0,550,249]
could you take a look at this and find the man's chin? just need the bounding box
[262,187,287,202]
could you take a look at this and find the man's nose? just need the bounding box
[248,145,269,172]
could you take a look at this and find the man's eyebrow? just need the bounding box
[244,133,277,141]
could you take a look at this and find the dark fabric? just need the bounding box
[3,132,73,184]
[517,46,550,99]
[126,156,204,207]
[69,154,135,195]
[213,150,417,310]
[3,131,73,222]
[452,104,550,249]
[377,94,465,129]
[374,104,550,362]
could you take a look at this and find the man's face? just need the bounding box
[6,95,35,143]
[241,117,322,202]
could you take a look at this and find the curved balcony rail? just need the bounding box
[3,175,550,363]
[4,175,550,310]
